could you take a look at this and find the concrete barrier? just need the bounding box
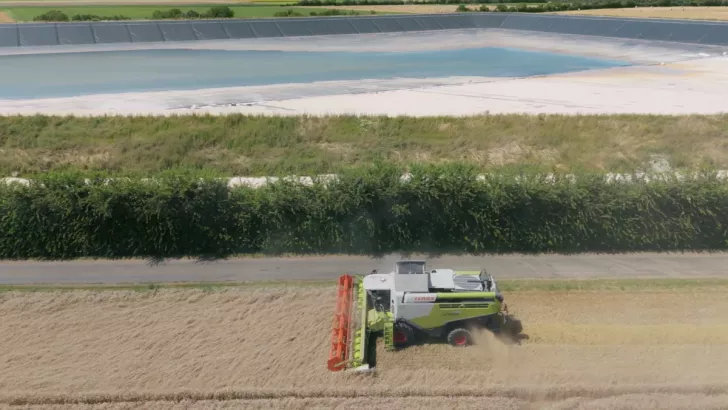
[2,13,728,48]
[3,170,727,188]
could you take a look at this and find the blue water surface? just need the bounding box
[0,47,629,99]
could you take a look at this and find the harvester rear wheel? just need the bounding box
[447,328,473,347]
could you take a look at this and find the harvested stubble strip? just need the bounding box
[2,286,728,410]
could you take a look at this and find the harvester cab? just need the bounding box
[326,260,523,373]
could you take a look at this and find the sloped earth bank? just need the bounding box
[1,285,728,409]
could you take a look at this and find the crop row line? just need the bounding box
[4,383,728,405]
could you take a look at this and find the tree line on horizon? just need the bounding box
[32,6,235,22]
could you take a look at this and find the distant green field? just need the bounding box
[2,4,382,20]
[0,0,293,3]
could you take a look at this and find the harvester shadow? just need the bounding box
[503,333,530,345]
[381,331,530,356]
[479,332,530,346]
[365,332,530,371]
[472,325,530,347]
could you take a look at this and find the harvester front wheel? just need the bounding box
[393,322,416,348]
[447,328,473,347]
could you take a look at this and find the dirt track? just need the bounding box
[301,4,469,13]
[2,285,727,409]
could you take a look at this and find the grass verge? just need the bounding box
[1,114,727,177]
[3,277,727,292]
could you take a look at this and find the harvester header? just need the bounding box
[327,274,369,371]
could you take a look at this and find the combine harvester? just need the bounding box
[327,260,523,372]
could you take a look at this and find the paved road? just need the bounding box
[0,253,726,284]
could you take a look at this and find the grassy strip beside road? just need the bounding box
[1,165,727,260]
[2,277,728,292]
[1,114,726,177]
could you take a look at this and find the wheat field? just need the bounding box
[1,285,728,409]
[554,7,728,21]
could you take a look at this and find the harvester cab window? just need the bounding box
[395,261,426,275]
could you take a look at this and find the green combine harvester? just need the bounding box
[327,260,523,372]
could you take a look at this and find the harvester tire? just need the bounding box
[447,328,473,347]
[393,321,417,348]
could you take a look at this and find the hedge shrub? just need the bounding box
[33,10,132,21]
[1,165,726,260]
[151,6,235,19]
[32,10,70,22]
